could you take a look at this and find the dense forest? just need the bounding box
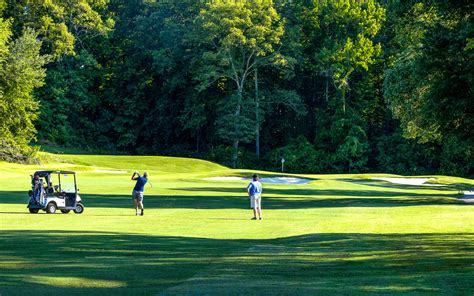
[0,0,472,177]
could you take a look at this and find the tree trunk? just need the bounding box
[196,128,200,153]
[232,90,243,168]
[341,70,353,115]
[255,68,260,159]
[232,139,239,168]
[342,87,346,115]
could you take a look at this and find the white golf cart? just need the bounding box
[27,170,84,214]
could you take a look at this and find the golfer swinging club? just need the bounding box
[131,171,149,216]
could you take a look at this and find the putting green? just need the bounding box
[0,154,473,295]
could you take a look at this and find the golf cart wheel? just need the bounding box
[74,204,84,214]
[46,202,57,214]
[29,208,39,214]
[61,209,70,214]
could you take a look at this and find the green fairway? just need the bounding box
[0,154,473,295]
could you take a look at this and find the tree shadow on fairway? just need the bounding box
[0,191,28,205]
[168,186,462,208]
[447,182,474,193]
[0,230,472,295]
[337,178,460,192]
[0,187,465,211]
[177,186,456,198]
[43,193,467,209]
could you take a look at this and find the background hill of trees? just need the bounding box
[0,0,472,177]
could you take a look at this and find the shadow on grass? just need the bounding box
[337,178,460,192]
[0,187,464,211]
[176,186,456,197]
[448,182,474,192]
[0,230,472,295]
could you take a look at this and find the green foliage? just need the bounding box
[205,145,240,168]
[332,123,369,173]
[263,88,306,116]
[268,136,318,173]
[375,130,438,175]
[384,2,473,149]
[194,0,287,166]
[35,50,102,146]
[0,0,115,162]
[301,0,385,112]
[0,0,471,176]
[304,104,370,174]
[215,94,256,145]
[5,0,114,59]
[0,23,49,162]
[381,1,474,179]
[384,3,439,142]
[439,136,473,177]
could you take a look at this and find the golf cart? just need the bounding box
[27,170,84,214]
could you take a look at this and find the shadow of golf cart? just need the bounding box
[28,170,84,214]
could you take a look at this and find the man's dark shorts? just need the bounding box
[132,190,144,202]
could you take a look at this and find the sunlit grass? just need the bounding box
[0,154,473,295]
[25,276,127,288]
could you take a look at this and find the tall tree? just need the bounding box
[5,0,114,59]
[23,0,116,150]
[301,0,385,114]
[194,0,287,167]
[0,22,49,162]
[384,1,474,175]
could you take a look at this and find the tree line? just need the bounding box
[0,0,472,177]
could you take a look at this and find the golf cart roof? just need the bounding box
[33,170,76,177]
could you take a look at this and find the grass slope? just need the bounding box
[0,154,473,295]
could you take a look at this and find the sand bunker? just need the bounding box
[461,191,474,204]
[204,176,311,184]
[260,177,311,184]
[372,177,446,187]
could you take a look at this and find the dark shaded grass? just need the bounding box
[337,178,461,192]
[0,231,472,295]
[0,187,463,211]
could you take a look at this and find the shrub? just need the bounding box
[0,138,39,164]
[439,136,473,177]
[267,136,319,173]
[375,131,438,175]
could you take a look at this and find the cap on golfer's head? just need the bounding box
[143,171,149,177]
[252,174,259,180]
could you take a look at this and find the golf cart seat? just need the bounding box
[65,193,76,207]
